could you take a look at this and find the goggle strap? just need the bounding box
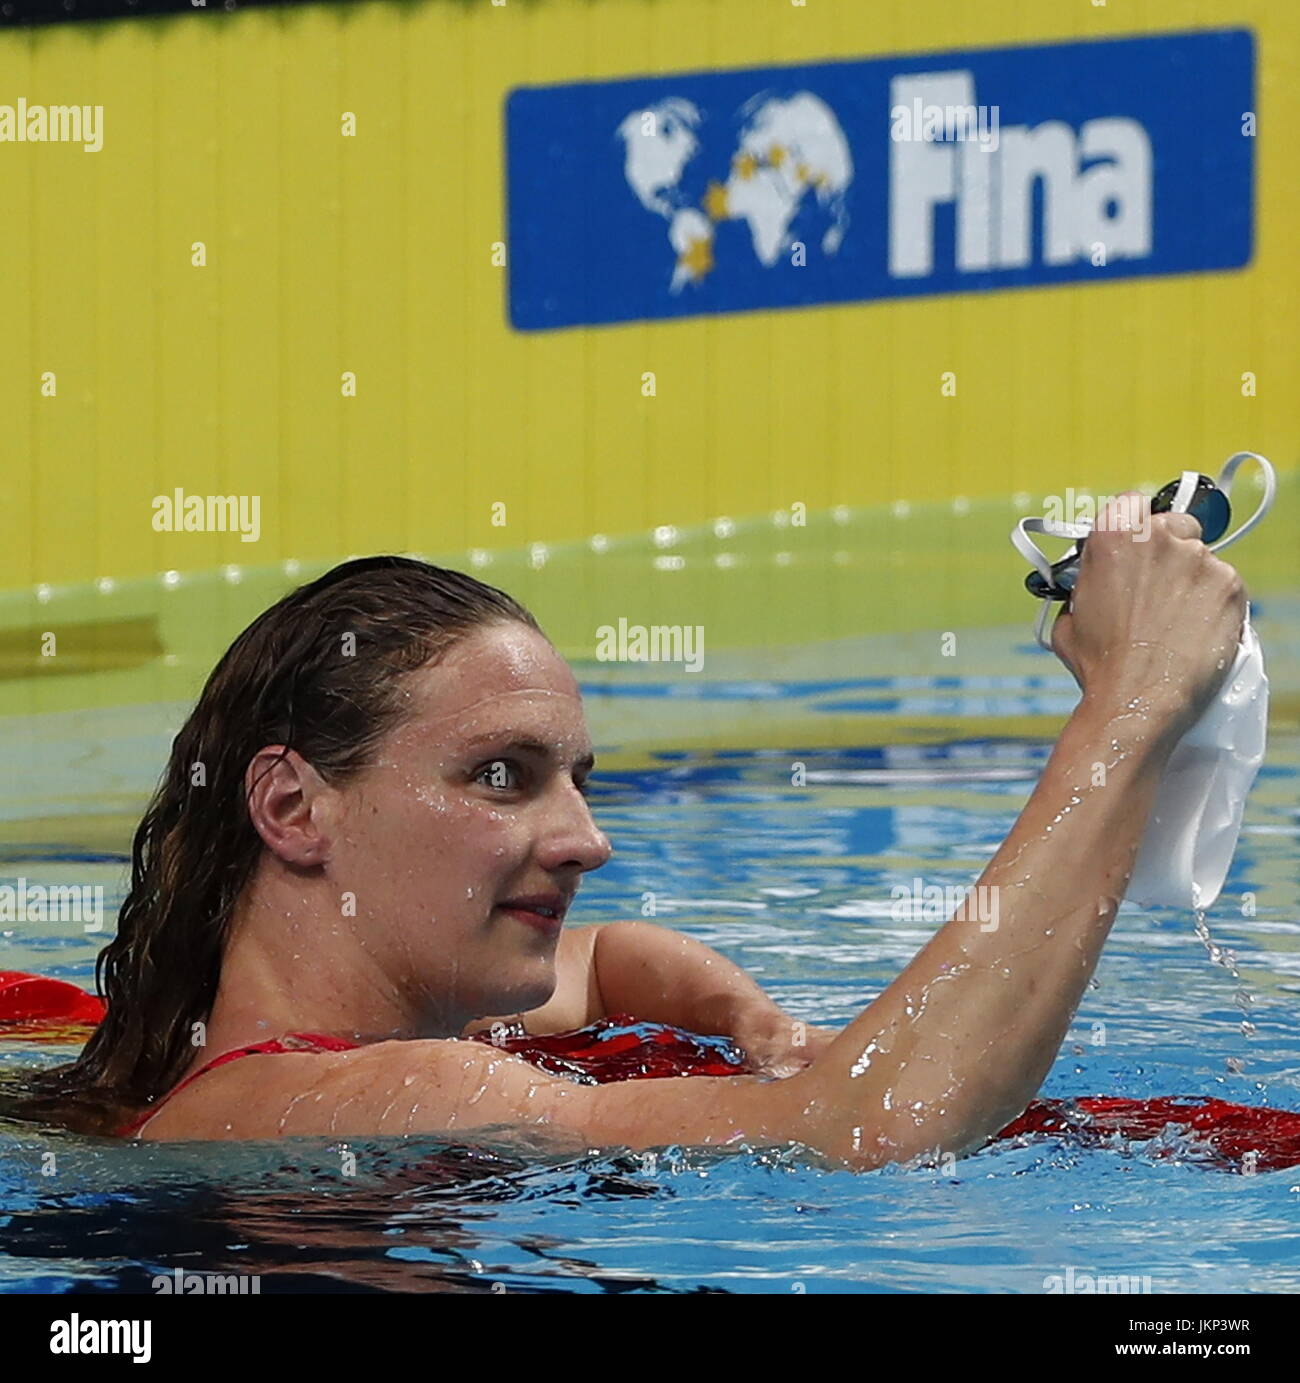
[1208,451,1277,554]
[1034,596,1055,652]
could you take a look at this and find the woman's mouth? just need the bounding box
[496,897,566,935]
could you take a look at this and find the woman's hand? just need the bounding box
[734,1013,841,1078]
[1050,491,1247,740]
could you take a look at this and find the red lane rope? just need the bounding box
[0,970,107,1033]
[995,1095,1300,1172]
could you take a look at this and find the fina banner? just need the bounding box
[505,29,1254,331]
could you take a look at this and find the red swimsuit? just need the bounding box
[116,1032,364,1138]
[114,1014,752,1138]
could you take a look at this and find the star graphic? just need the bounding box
[677,235,715,279]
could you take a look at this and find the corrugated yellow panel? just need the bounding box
[0,0,1292,600]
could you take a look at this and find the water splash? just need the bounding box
[1192,905,1257,1057]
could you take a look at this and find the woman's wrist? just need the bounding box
[1075,682,1189,766]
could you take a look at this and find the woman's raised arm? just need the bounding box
[221,497,1247,1168]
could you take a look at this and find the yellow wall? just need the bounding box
[0,0,1295,597]
[0,0,1296,791]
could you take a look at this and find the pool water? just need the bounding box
[3,734,1300,1294]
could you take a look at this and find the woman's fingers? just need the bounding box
[1048,488,1248,733]
[1095,489,1147,533]
[1158,510,1206,542]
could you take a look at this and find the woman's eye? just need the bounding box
[477,759,522,790]
[473,761,591,797]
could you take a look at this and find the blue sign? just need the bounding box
[505,29,1254,330]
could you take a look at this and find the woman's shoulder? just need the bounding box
[137,1035,478,1142]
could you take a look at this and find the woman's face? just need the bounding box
[326,621,612,1035]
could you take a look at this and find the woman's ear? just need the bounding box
[244,747,336,866]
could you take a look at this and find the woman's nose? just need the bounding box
[540,788,613,873]
[579,822,613,873]
[570,805,613,873]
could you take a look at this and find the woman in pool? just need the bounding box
[28,493,1245,1168]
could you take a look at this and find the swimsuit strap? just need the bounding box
[117,1031,360,1138]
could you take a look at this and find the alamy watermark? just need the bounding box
[49,1316,149,1363]
[1043,1264,1154,1294]
[891,877,999,932]
[595,618,705,673]
[890,94,1000,152]
[0,99,103,153]
[152,1268,261,1294]
[151,488,261,543]
[1041,489,1151,541]
[0,878,103,933]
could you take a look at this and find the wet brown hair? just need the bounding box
[15,556,541,1134]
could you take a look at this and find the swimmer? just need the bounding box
[24,493,1246,1168]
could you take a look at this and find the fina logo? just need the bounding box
[615,73,1150,290]
[616,93,854,293]
[888,71,1151,276]
[505,31,1249,329]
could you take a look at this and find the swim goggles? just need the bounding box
[1011,451,1278,650]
